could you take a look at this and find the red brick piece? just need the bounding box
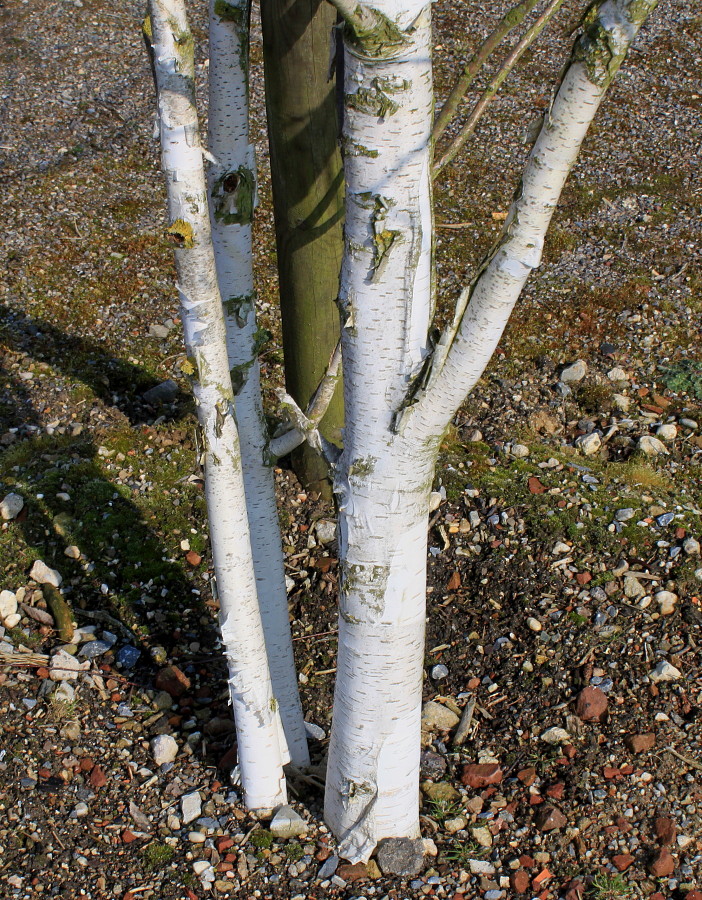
[624,732,655,754]
[575,686,608,722]
[612,854,634,872]
[154,664,191,698]
[337,863,368,883]
[461,763,503,789]
[648,848,675,877]
[89,765,107,789]
[653,817,676,846]
[510,869,531,893]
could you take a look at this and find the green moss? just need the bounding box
[249,829,274,850]
[141,842,175,871]
[344,6,408,59]
[214,0,245,25]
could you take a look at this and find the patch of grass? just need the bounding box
[440,837,488,865]
[48,698,78,721]
[141,842,175,871]
[576,383,614,415]
[589,873,632,899]
[426,798,462,824]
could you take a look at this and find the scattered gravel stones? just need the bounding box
[638,435,668,456]
[154,664,191,698]
[560,360,587,383]
[180,791,202,825]
[375,837,425,877]
[0,492,24,520]
[269,805,307,839]
[29,560,62,587]
[150,734,178,766]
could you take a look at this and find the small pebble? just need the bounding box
[526,617,542,632]
[431,663,449,680]
[30,560,62,588]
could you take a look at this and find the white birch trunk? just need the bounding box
[207,0,309,768]
[325,0,657,860]
[148,0,289,811]
[324,0,436,861]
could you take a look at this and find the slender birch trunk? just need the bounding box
[207,0,310,768]
[325,0,657,861]
[147,0,289,810]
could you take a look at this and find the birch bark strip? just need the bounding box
[207,0,310,768]
[148,0,289,810]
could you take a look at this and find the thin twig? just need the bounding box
[664,746,702,772]
[433,0,565,178]
[433,0,540,143]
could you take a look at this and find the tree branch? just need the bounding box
[432,0,541,145]
[401,0,659,442]
[432,0,565,178]
[269,341,342,460]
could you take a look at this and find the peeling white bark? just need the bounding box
[148,0,288,811]
[207,0,309,768]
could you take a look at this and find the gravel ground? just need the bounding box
[1,1,701,899]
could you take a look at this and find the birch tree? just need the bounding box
[146,0,658,862]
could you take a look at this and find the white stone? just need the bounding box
[541,726,571,745]
[421,700,459,732]
[655,591,677,616]
[607,367,628,382]
[560,360,587,383]
[269,804,307,839]
[638,435,668,457]
[50,649,81,681]
[526,617,542,632]
[188,831,206,843]
[314,519,337,545]
[54,681,75,703]
[0,590,18,620]
[656,423,677,442]
[623,575,644,599]
[683,537,700,556]
[615,508,636,522]
[511,443,529,458]
[471,826,493,848]
[431,663,449,680]
[552,541,570,555]
[575,432,601,456]
[193,860,212,876]
[612,393,630,412]
[4,613,20,628]
[30,560,62,587]
[181,791,202,825]
[64,545,81,559]
[304,721,326,741]
[429,491,442,512]
[151,734,178,766]
[468,859,496,875]
[0,492,24,520]
[649,660,682,683]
